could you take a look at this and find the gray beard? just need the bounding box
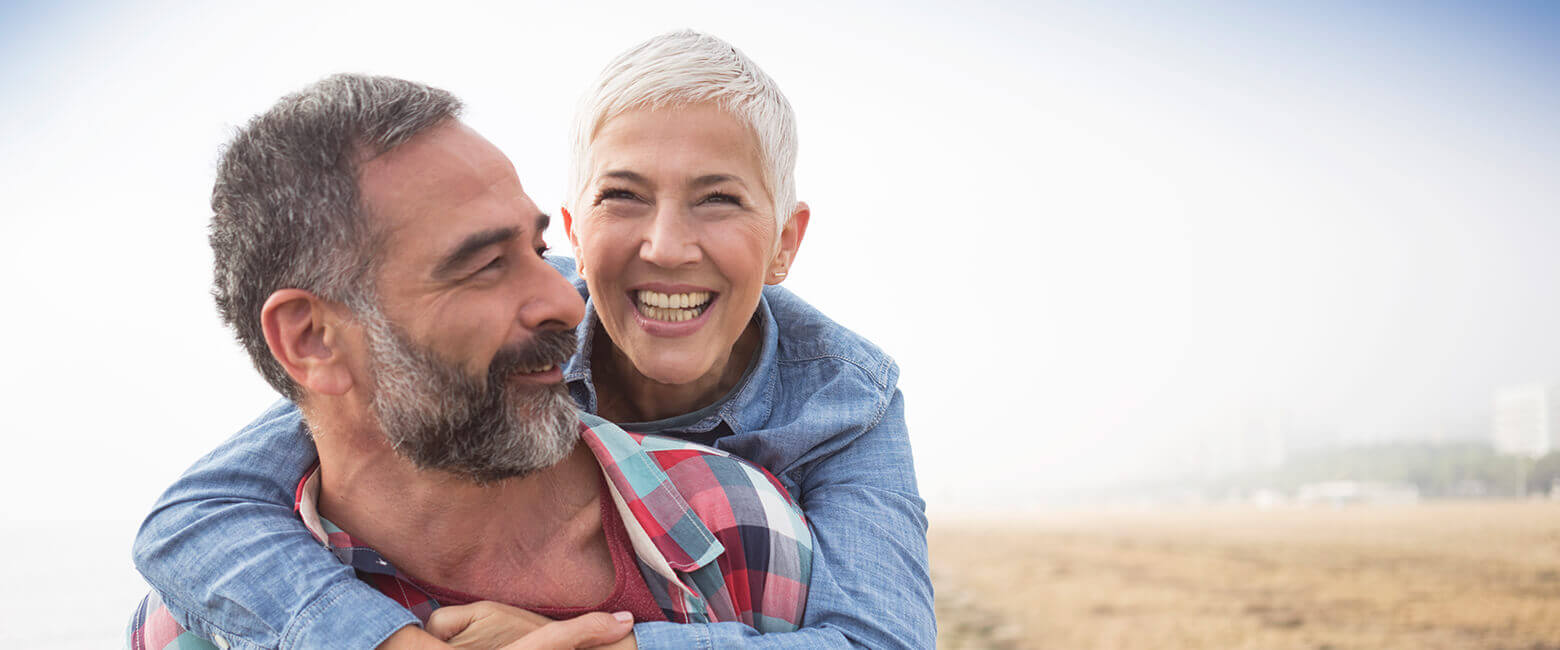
[357,305,580,484]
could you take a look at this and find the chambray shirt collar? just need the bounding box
[564,294,781,438]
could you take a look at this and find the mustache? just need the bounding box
[488,329,577,382]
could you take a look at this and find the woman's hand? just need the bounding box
[425,601,635,650]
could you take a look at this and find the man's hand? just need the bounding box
[426,601,635,650]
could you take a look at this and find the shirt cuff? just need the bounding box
[632,621,717,650]
[280,578,421,649]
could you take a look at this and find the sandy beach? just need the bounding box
[931,501,1560,650]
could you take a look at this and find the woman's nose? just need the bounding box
[639,207,701,268]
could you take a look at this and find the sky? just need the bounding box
[2,0,1559,528]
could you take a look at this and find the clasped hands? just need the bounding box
[381,601,637,650]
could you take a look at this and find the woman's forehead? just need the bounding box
[589,105,766,181]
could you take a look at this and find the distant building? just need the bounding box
[1492,383,1560,458]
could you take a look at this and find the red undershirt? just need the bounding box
[406,473,667,623]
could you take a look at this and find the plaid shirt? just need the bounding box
[127,414,813,650]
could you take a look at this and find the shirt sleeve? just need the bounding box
[130,400,419,650]
[634,389,935,649]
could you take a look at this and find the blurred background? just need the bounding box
[2,1,1558,648]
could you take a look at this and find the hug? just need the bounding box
[128,30,932,650]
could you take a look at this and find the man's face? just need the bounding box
[358,302,578,482]
[350,120,587,481]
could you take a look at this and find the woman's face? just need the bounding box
[565,103,806,387]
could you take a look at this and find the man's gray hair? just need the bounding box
[209,73,463,400]
[565,30,800,238]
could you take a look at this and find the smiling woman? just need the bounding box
[130,30,933,650]
[568,103,807,420]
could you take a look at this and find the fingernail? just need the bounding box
[613,611,633,623]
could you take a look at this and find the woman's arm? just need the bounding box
[793,389,933,647]
[131,400,419,649]
[132,391,933,649]
[633,389,934,649]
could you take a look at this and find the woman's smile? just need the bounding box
[627,284,720,336]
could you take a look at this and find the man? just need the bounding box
[127,74,811,650]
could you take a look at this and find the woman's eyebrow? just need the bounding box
[690,174,743,189]
[601,170,649,184]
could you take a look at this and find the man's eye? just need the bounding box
[479,256,506,273]
[535,245,550,258]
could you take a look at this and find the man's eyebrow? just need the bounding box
[535,212,550,234]
[434,226,518,278]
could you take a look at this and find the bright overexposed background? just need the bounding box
[2,0,1557,646]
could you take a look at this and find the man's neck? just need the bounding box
[310,414,614,606]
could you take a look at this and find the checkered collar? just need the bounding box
[291,415,725,582]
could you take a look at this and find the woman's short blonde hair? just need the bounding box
[566,30,799,237]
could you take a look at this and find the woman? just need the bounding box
[133,31,931,649]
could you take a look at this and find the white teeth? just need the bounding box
[636,290,710,309]
[644,305,698,322]
[520,363,555,374]
[635,290,712,322]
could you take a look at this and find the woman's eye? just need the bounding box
[594,188,639,204]
[700,192,743,206]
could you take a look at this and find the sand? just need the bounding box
[931,501,1560,650]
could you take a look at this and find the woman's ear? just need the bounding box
[561,206,585,279]
[767,201,811,285]
[260,289,355,396]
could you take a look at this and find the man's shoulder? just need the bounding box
[635,433,800,520]
[601,423,812,631]
[614,427,799,511]
[581,414,810,554]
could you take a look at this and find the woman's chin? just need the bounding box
[633,355,715,387]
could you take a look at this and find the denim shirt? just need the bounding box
[131,257,934,650]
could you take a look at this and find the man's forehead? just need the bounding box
[359,121,517,202]
[358,120,540,242]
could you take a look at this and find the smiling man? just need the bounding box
[126,74,811,650]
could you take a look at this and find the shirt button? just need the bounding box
[212,633,231,649]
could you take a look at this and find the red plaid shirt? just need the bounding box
[127,414,812,649]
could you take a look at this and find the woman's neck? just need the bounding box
[594,318,761,423]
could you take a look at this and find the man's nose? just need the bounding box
[518,256,586,333]
[638,207,701,268]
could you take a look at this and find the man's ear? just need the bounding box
[766,201,811,285]
[561,206,585,279]
[260,289,355,396]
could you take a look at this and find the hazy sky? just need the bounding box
[2,0,1558,521]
